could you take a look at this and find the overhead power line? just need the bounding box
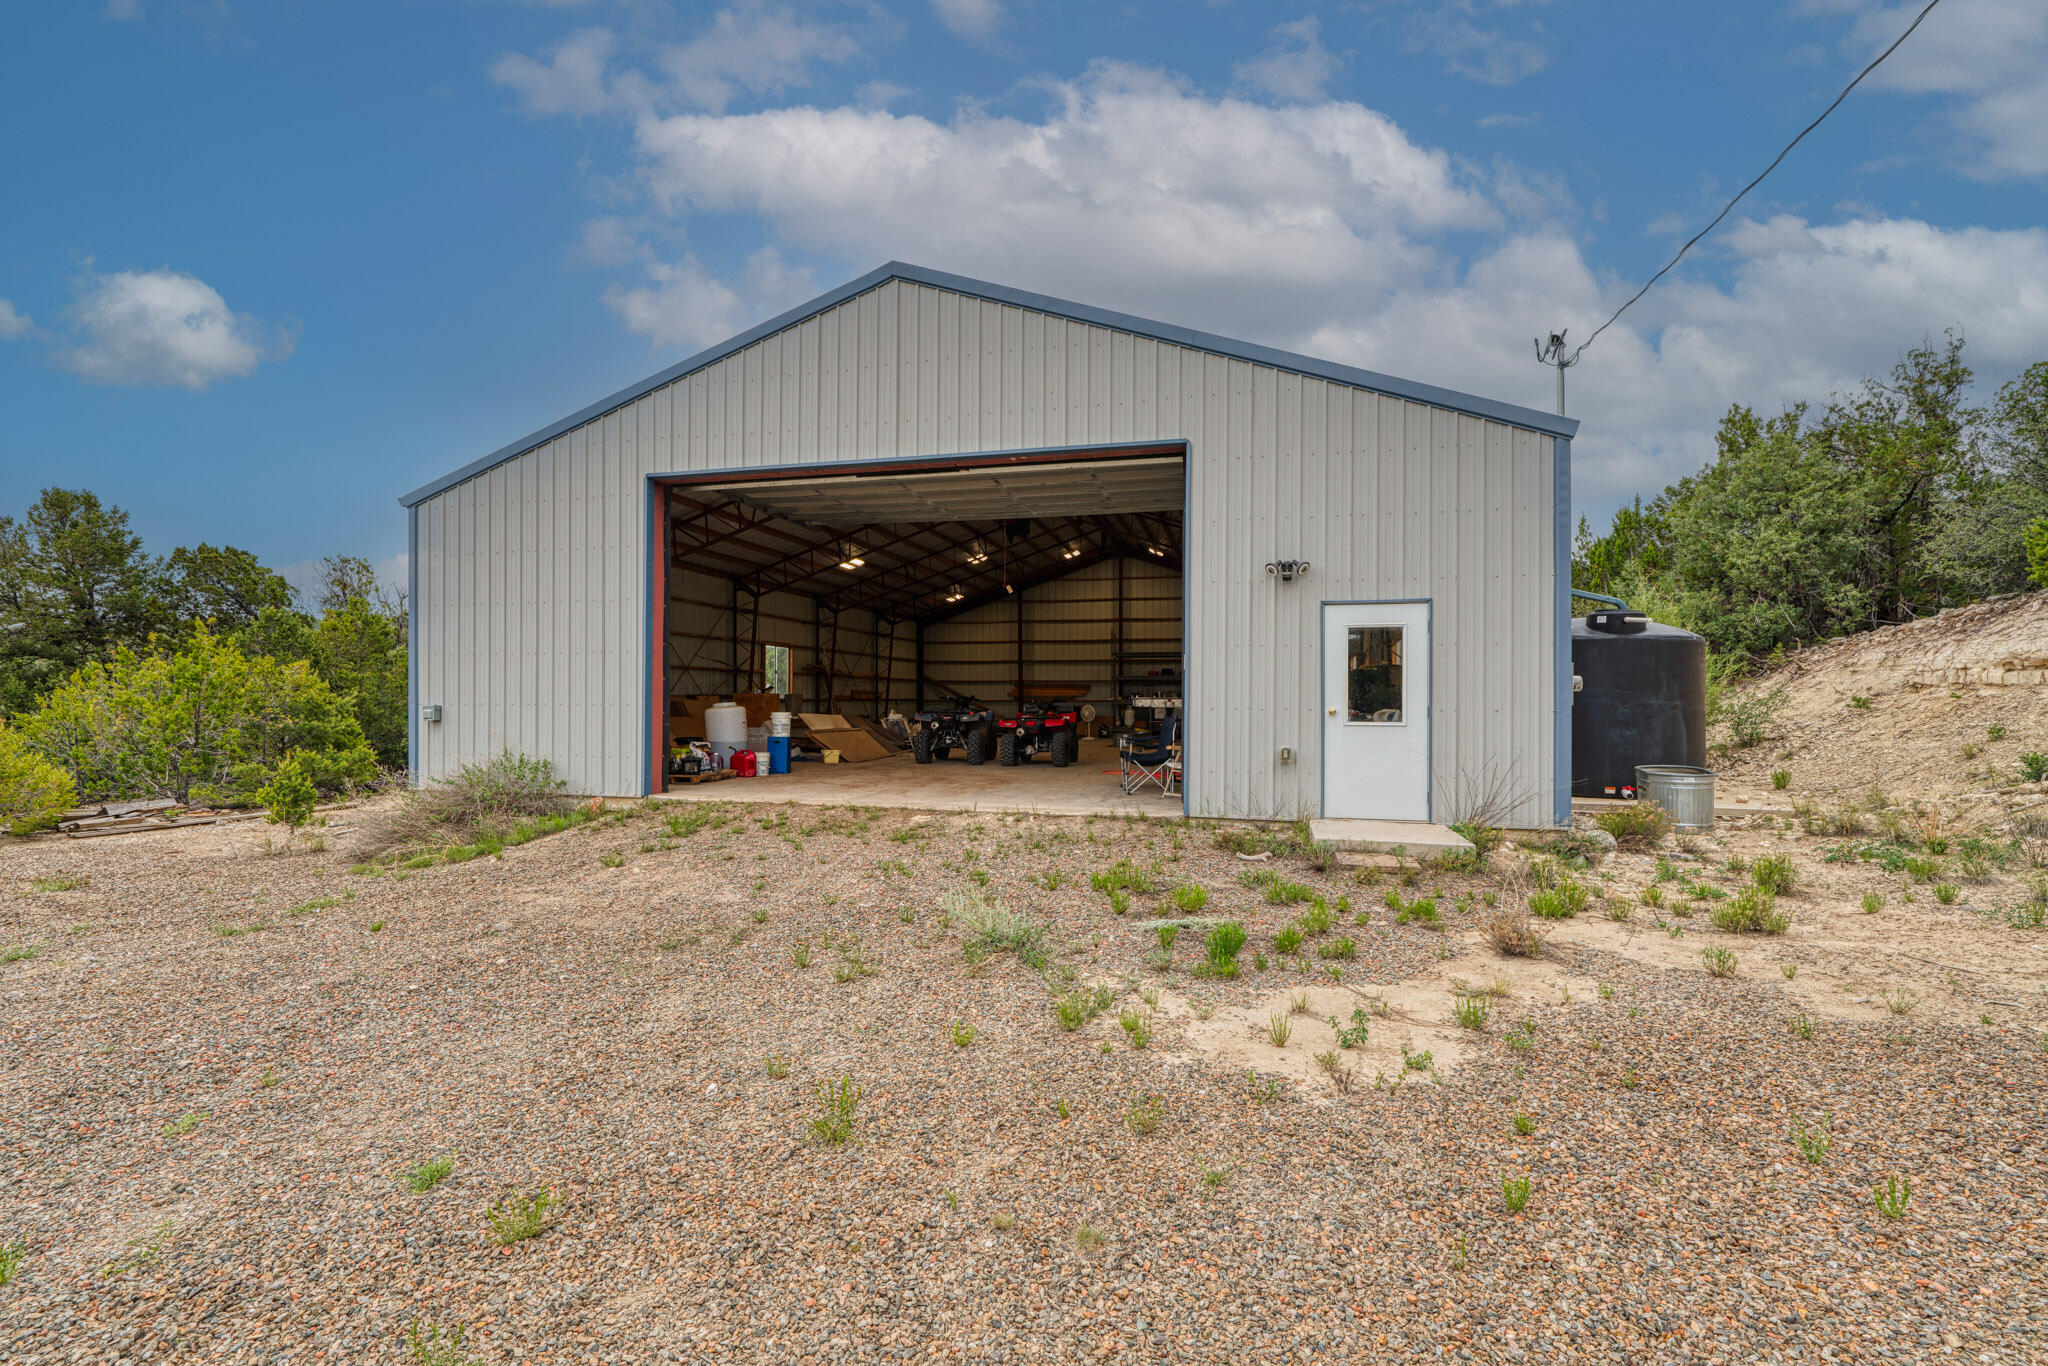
[1536,0,1946,412]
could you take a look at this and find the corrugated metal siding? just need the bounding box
[921,558,1182,707]
[412,279,1557,821]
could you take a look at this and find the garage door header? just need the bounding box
[400,261,1579,509]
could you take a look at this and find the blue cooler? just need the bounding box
[766,735,791,774]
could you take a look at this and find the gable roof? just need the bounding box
[399,260,1578,509]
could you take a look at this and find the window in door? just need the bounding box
[1346,626,1404,723]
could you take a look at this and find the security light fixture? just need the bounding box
[1265,559,1311,582]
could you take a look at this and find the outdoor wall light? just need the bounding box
[1265,559,1311,582]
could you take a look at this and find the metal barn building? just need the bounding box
[400,262,1578,828]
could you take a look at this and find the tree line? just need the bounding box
[1574,336,2048,662]
[0,488,407,830]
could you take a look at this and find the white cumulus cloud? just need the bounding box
[499,47,2048,518]
[55,268,293,390]
[1812,0,2048,179]
[0,299,33,340]
[930,0,1001,43]
[604,246,816,352]
[492,3,863,117]
[1234,17,1342,102]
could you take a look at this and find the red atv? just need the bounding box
[996,702,1078,768]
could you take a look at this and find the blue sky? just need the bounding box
[3,0,2044,591]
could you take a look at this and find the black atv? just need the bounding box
[996,702,1079,768]
[911,700,995,765]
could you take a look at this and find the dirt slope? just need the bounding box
[1714,590,2048,803]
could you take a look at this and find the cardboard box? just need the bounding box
[796,712,894,762]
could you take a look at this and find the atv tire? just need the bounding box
[965,728,986,765]
[913,728,933,764]
[1051,729,1072,768]
[998,731,1018,766]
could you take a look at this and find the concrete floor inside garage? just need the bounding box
[657,737,1178,818]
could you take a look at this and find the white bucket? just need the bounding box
[768,711,792,737]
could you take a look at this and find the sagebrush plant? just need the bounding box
[1481,909,1546,957]
[948,887,1045,967]
[1711,886,1789,934]
[1750,854,1796,895]
[359,751,576,860]
[1529,880,1590,920]
[1595,804,1671,850]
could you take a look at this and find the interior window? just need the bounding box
[1346,626,1403,723]
[762,643,793,696]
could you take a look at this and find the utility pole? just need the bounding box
[1534,331,1578,416]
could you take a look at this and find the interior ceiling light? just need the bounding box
[943,586,963,603]
[1146,544,1165,557]
[837,543,865,571]
[965,546,988,565]
[1060,544,1083,560]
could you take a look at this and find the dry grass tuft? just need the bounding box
[1480,908,1548,958]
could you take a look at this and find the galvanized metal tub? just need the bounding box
[1634,764,1716,830]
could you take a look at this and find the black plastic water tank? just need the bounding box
[1571,613,1707,798]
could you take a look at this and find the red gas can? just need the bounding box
[729,748,758,777]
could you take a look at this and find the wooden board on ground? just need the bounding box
[794,713,895,762]
[670,769,738,786]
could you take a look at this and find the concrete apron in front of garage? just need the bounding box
[1307,818,1474,856]
[654,738,1177,819]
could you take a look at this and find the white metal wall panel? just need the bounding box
[412,277,1558,821]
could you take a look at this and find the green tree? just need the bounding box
[0,720,76,834]
[0,489,165,713]
[257,752,318,848]
[311,598,408,767]
[164,543,297,634]
[1926,362,2048,597]
[19,624,376,805]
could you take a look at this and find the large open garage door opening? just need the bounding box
[650,444,1185,814]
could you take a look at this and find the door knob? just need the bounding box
[1327,708,1337,716]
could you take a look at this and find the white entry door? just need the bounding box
[1322,601,1431,820]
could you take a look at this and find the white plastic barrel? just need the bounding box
[705,701,748,766]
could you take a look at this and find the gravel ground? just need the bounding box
[3,798,2046,1364]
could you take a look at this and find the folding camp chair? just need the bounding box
[1120,717,1181,796]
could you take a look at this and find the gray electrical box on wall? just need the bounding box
[1278,746,1294,764]
[421,704,443,723]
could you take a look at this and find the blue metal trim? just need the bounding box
[1317,598,1434,822]
[406,504,420,788]
[1553,434,1574,828]
[642,480,659,797]
[398,261,1577,509]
